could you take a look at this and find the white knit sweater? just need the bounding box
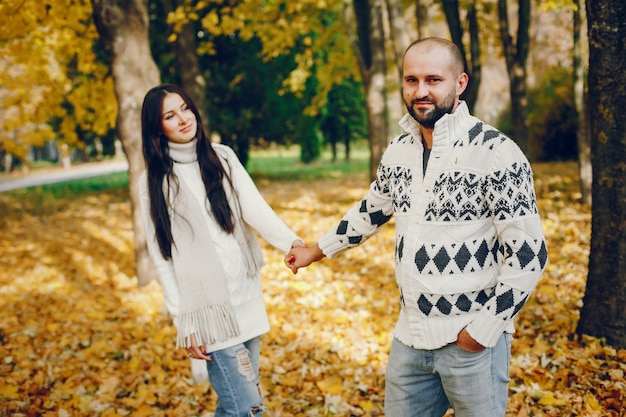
[318,102,548,349]
[139,143,300,353]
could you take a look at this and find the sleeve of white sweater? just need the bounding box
[466,140,549,347]
[317,158,394,258]
[137,171,180,321]
[216,144,301,253]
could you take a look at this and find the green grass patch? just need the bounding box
[14,171,129,197]
[2,172,129,213]
[247,144,369,181]
[29,160,59,170]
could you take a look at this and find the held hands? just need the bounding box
[284,242,325,274]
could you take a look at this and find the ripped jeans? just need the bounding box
[206,337,265,417]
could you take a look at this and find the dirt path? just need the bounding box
[0,159,129,192]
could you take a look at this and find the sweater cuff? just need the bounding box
[280,235,304,254]
[465,310,512,348]
[317,231,345,259]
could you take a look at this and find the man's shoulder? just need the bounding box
[467,120,505,142]
[387,132,422,150]
[459,120,530,168]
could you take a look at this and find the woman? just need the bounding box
[139,84,302,416]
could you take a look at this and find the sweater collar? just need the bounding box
[399,101,475,147]
[168,138,198,164]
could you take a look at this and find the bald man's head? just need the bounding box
[403,37,465,78]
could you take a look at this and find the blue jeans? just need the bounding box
[385,333,512,417]
[206,337,265,417]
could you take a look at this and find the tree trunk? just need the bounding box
[91,0,160,286]
[353,0,389,181]
[573,0,591,205]
[576,0,626,349]
[3,153,12,173]
[497,0,531,159]
[415,0,432,38]
[386,0,411,88]
[439,0,480,112]
[161,0,209,135]
[465,2,481,112]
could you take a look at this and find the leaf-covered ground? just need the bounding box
[0,161,624,416]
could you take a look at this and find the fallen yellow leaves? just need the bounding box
[0,161,624,416]
[317,376,344,395]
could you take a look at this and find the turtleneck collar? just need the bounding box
[168,138,198,164]
[398,101,475,148]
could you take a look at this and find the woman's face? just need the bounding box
[160,93,197,144]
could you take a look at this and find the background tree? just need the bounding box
[146,0,209,136]
[439,0,481,111]
[160,0,209,134]
[91,0,160,286]
[200,34,306,166]
[352,0,389,180]
[498,0,532,158]
[415,0,434,38]
[386,0,411,91]
[0,0,116,170]
[157,1,355,165]
[320,78,368,162]
[573,0,591,204]
[576,0,626,348]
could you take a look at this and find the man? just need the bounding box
[285,37,548,417]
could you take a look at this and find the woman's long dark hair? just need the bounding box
[141,84,234,259]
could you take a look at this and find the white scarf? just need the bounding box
[166,139,265,348]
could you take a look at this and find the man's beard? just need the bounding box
[406,91,456,128]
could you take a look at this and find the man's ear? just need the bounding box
[456,72,469,96]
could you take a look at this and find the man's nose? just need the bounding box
[415,82,429,98]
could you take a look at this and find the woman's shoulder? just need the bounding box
[211,142,236,159]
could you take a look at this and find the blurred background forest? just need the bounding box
[1,0,582,172]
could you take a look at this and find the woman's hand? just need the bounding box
[291,239,307,249]
[186,334,212,361]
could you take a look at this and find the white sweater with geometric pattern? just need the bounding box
[318,102,548,349]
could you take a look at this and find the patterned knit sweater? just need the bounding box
[318,102,548,349]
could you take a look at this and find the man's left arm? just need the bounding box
[466,145,549,348]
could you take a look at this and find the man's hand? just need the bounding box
[455,327,485,352]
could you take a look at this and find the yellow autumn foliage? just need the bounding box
[0,0,116,161]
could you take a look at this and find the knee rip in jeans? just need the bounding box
[235,349,266,416]
[236,348,255,382]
